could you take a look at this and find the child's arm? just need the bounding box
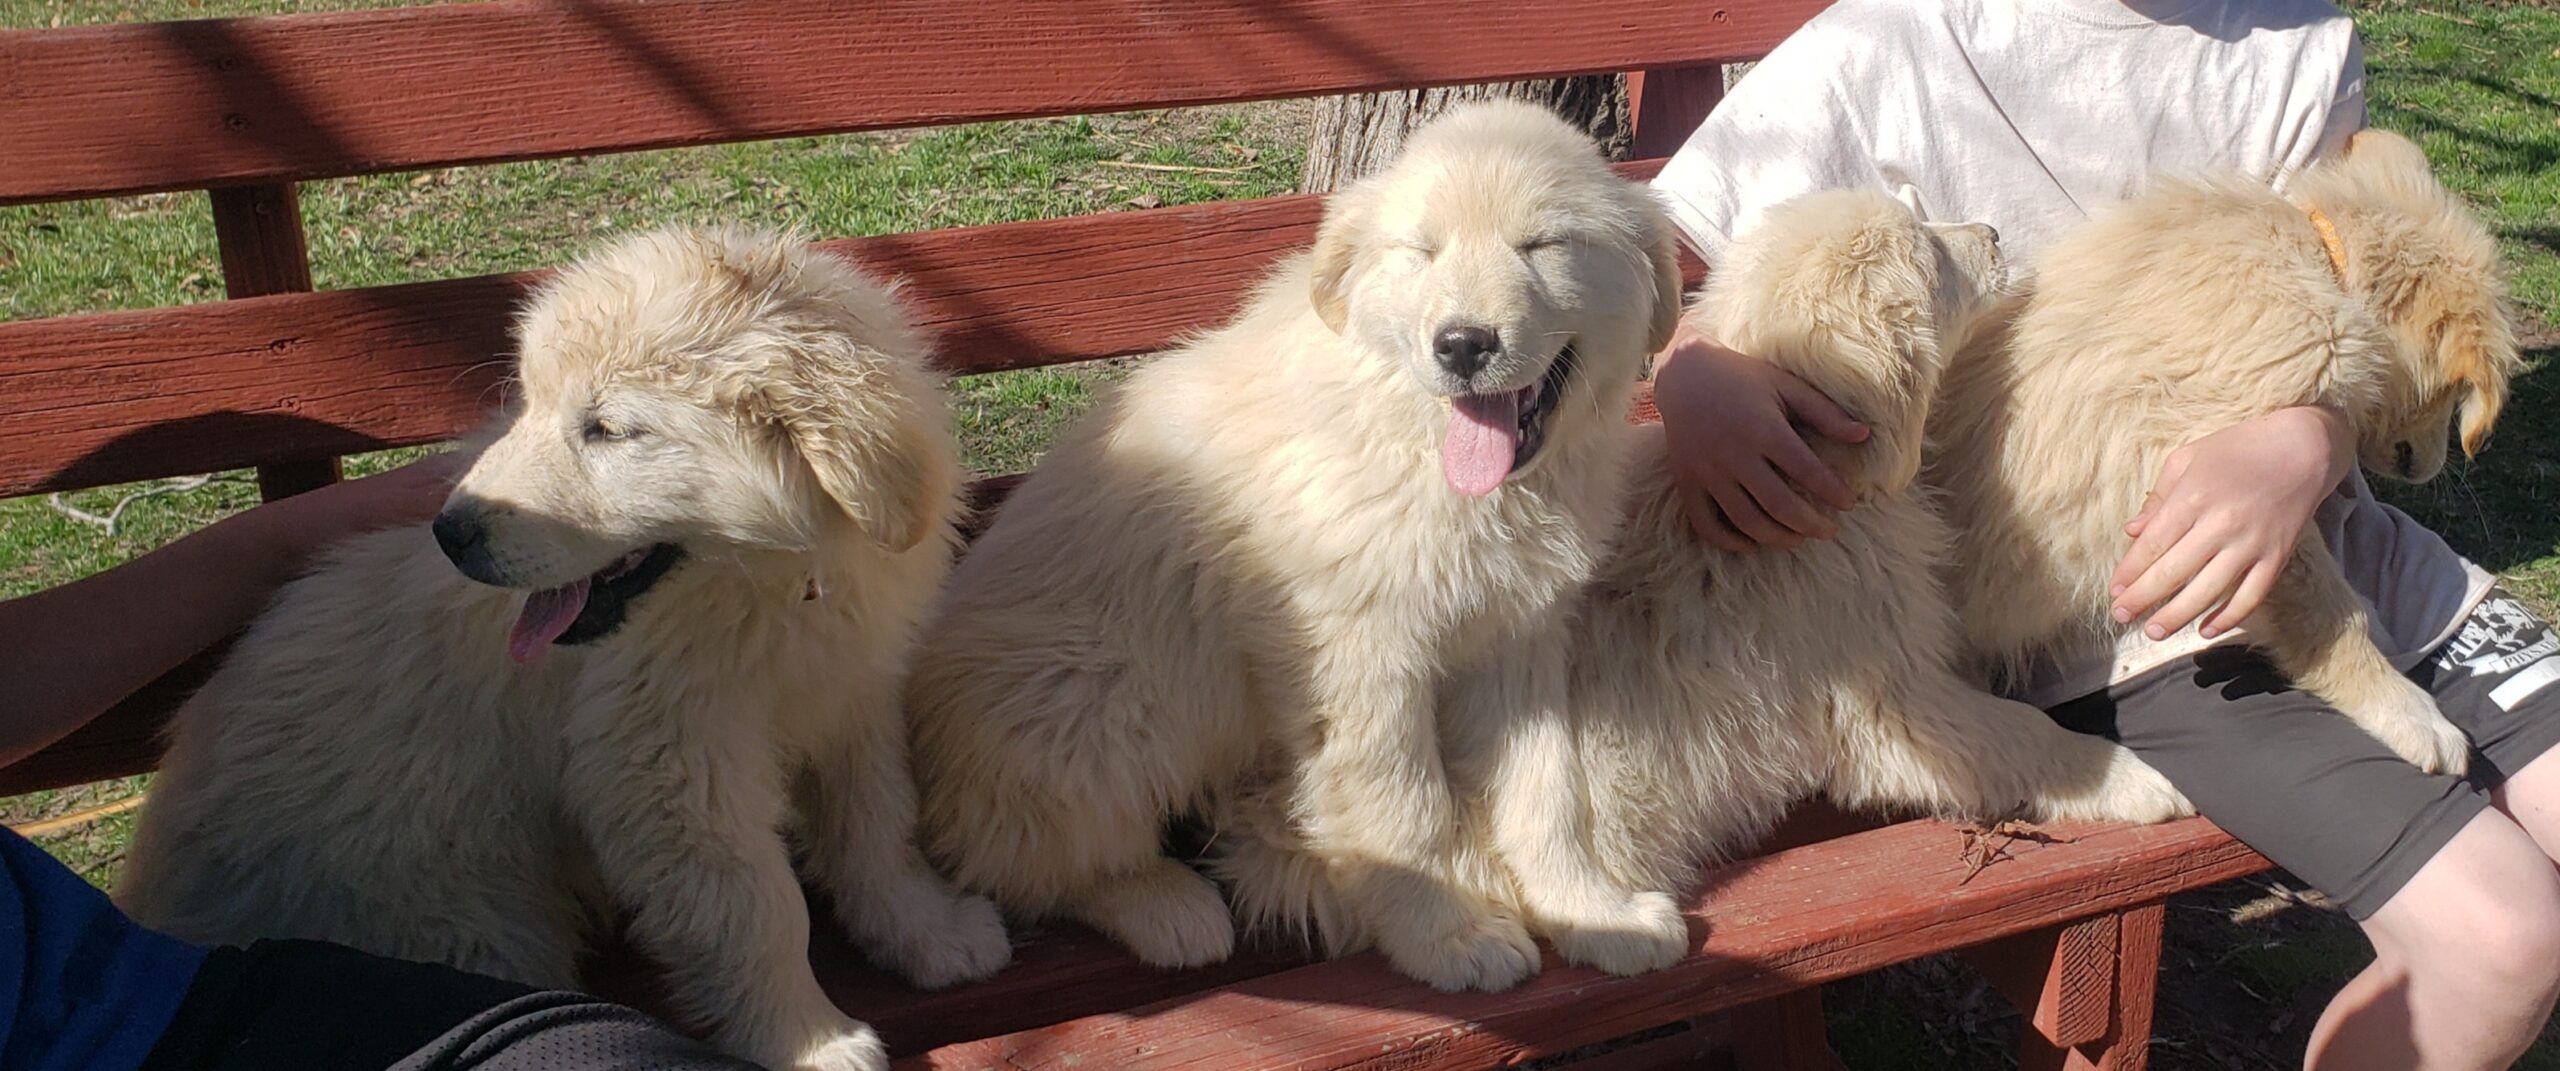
[2107,406,2356,641]
[0,454,461,767]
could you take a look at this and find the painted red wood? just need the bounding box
[208,182,343,499]
[1627,65,1727,159]
[0,162,1684,502]
[0,0,1831,205]
[1969,913,2119,1050]
[903,819,2263,1071]
[1729,989,1844,1071]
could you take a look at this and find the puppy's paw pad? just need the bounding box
[1550,892,1688,976]
[889,893,1013,989]
[1389,915,1540,993]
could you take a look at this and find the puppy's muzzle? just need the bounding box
[432,506,508,586]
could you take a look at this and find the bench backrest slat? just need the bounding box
[0,0,1821,205]
[0,162,1685,501]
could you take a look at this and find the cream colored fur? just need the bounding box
[1214,191,2193,978]
[908,102,1684,993]
[119,227,1009,1071]
[1931,129,2522,774]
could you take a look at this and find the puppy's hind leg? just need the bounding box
[2261,539,2472,775]
[912,651,1238,971]
[793,688,1010,992]
[1467,648,1687,977]
[1829,668,2194,826]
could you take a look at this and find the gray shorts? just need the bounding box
[2046,589,2560,919]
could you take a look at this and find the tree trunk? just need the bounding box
[1298,77,1631,194]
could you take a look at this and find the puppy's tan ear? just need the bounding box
[1646,223,1689,355]
[2347,128,2433,175]
[1309,189,1370,335]
[763,338,959,552]
[2446,314,2514,458]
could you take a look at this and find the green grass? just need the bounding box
[2356,0,2560,611]
[0,12,1307,880]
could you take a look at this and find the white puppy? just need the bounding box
[1931,129,2521,773]
[1215,191,2191,980]
[909,102,1684,992]
[121,227,1010,1071]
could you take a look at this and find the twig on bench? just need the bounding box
[1955,820,2076,885]
[47,475,220,537]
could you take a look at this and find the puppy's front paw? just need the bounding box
[1546,890,1689,977]
[1381,912,1541,992]
[2095,748,2193,824]
[878,891,1012,989]
[727,1015,885,1071]
[2343,678,2472,776]
[1074,859,1237,969]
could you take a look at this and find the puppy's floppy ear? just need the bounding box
[759,332,959,552]
[1645,221,1689,355]
[2346,128,2434,176]
[1309,186,1373,335]
[2445,312,2515,458]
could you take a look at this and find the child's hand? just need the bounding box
[258,452,467,568]
[1655,326,1867,553]
[2109,407,2353,640]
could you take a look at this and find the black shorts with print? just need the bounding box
[2046,588,2560,919]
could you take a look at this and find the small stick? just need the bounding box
[10,793,147,838]
[1097,160,1255,175]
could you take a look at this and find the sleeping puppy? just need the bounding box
[908,101,1684,992]
[1930,129,2522,774]
[121,226,1010,1071]
[1220,190,2194,978]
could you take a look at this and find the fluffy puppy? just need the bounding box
[121,227,1009,1071]
[908,102,1685,992]
[1221,190,2193,979]
[1931,129,2521,773]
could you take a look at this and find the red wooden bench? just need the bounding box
[0,3,2272,1067]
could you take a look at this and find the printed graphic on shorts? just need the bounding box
[2437,596,2560,710]
[2440,597,2559,675]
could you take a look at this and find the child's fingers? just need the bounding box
[2145,551,2248,641]
[2202,559,2282,639]
[2113,527,2215,626]
[1679,487,1755,553]
[2111,508,2196,603]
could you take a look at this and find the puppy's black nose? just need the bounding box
[1434,325,1500,379]
[432,509,489,564]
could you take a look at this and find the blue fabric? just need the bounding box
[3,826,206,1071]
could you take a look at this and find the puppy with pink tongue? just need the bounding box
[908,102,1684,995]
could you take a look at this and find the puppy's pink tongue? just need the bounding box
[1443,393,1521,496]
[508,577,591,665]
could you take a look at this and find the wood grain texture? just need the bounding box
[0,161,1685,501]
[0,0,1831,204]
[902,819,2264,1071]
[208,182,344,499]
[1968,914,2119,1050]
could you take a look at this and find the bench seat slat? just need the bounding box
[897,817,2265,1070]
[0,0,1821,205]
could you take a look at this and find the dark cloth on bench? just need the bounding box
[2,827,207,1071]
[138,938,760,1071]
[2050,588,2560,919]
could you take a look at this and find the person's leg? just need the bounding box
[2417,591,2560,860]
[2307,809,2560,1070]
[2048,643,2560,1070]
[141,939,758,1071]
